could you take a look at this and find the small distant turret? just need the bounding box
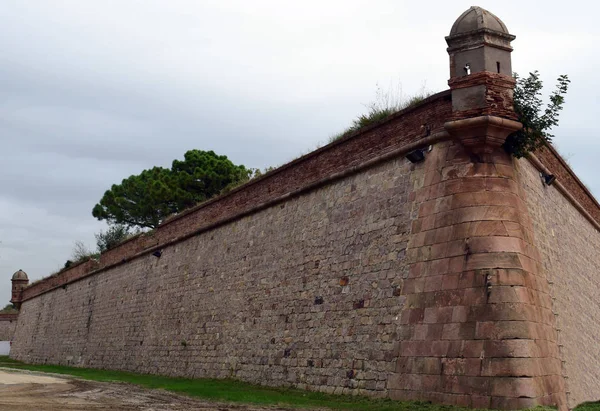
[10,269,29,310]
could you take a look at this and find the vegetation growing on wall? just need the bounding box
[504,71,570,158]
[92,150,253,229]
[95,224,137,253]
[0,304,17,314]
[330,84,433,143]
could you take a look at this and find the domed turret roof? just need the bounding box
[12,269,28,281]
[450,6,509,36]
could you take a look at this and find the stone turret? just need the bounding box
[447,6,514,78]
[10,269,28,310]
[444,6,521,156]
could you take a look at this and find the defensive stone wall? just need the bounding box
[0,314,18,341]
[17,92,451,303]
[518,154,600,408]
[11,92,452,398]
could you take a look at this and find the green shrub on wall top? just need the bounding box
[504,71,570,158]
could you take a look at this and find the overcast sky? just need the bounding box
[0,0,597,304]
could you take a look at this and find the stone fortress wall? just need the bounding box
[7,6,600,410]
[517,149,600,408]
[0,314,17,341]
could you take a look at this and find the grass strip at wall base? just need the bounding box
[0,356,573,411]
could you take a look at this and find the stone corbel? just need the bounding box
[444,115,522,155]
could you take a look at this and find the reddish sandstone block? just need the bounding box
[388,389,422,401]
[490,396,539,410]
[445,144,472,165]
[442,375,491,395]
[418,200,437,217]
[483,339,544,359]
[468,236,526,255]
[411,218,423,234]
[441,358,481,376]
[460,287,487,305]
[457,271,476,288]
[441,322,476,340]
[387,373,408,390]
[441,163,499,181]
[487,285,530,304]
[397,357,443,374]
[481,357,542,377]
[441,273,460,290]
[412,324,429,340]
[489,268,531,287]
[466,252,523,271]
[408,231,427,249]
[423,170,442,187]
[406,293,431,309]
[408,262,426,278]
[433,289,464,307]
[430,340,452,357]
[460,340,484,357]
[475,321,533,340]
[443,178,486,196]
[469,303,540,323]
[534,339,560,359]
[423,307,438,323]
[446,393,472,407]
[402,278,425,294]
[433,226,453,244]
[421,374,442,391]
[451,220,510,240]
[517,254,539,275]
[485,177,519,193]
[450,192,521,210]
[424,306,454,324]
[491,376,544,397]
[494,164,516,179]
[460,205,521,224]
[433,210,456,229]
[540,358,563,376]
[399,341,420,357]
[428,257,462,276]
[444,239,467,258]
[408,309,425,324]
[448,256,467,274]
[541,374,566,397]
[471,395,492,409]
[420,215,436,232]
[426,324,444,340]
[424,275,444,292]
[435,196,454,215]
[503,220,526,238]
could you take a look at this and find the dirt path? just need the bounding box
[0,369,300,411]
